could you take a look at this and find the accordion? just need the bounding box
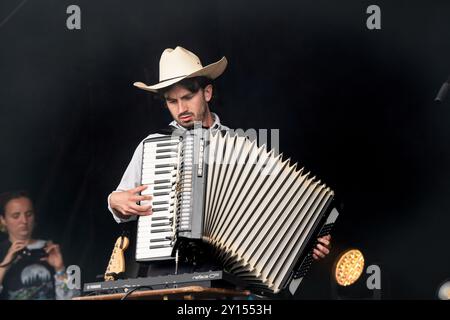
[136,127,338,295]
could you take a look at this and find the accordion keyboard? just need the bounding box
[135,135,181,261]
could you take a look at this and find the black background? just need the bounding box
[1,0,449,299]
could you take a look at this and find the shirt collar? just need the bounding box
[169,112,223,130]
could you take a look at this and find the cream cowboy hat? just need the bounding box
[133,46,227,93]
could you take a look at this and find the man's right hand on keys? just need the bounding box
[109,185,152,220]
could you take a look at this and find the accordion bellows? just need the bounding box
[203,132,334,293]
[136,129,335,294]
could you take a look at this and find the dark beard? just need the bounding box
[181,123,195,130]
[177,103,208,129]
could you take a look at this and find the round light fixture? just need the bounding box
[334,249,365,286]
[437,280,450,300]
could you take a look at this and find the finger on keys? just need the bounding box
[316,243,330,255]
[313,248,325,259]
[126,208,139,215]
[134,194,152,202]
[317,237,330,247]
[125,207,151,216]
[131,185,148,194]
[130,203,152,215]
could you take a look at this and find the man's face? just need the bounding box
[164,84,213,128]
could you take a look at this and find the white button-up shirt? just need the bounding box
[108,113,229,223]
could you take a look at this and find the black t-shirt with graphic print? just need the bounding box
[0,240,55,300]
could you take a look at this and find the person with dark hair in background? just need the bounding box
[0,191,77,300]
[107,47,332,276]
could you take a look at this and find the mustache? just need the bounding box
[178,112,193,118]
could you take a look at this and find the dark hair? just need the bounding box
[157,76,213,101]
[0,191,31,217]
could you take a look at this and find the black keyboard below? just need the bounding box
[83,270,245,294]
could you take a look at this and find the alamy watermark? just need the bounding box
[67,264,81,290]
[366,5,381,30]
[170,123,282,176]
[66,5,81,30]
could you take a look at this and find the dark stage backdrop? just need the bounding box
[1,0,449,299]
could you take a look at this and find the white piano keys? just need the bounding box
[136,136,181,261]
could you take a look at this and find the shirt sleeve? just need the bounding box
[107,141,143,224]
